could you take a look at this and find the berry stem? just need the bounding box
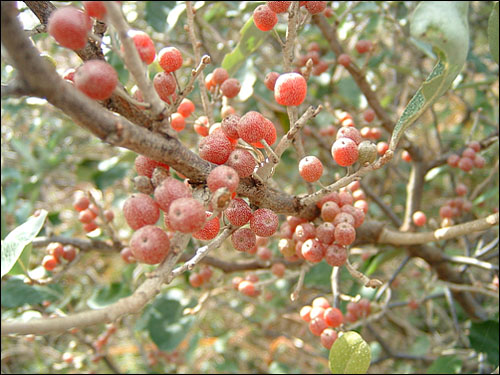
[345,259,383,289]
[174,55,211,108]
[290,263,310,301]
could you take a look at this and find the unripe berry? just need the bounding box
[355,40,374,54]
[337,54,352,67]
[250,208,279,237]
[153,72,176,102]
[264,71,280,91]
[220,78,241,98]
[253,4,278,31]
[320,328,338,349]
[357,141,378,165]
[193,212,220,241]
[123,193,160,230]
[225,198,252,227]
[177,98,195,118]
[168,198,206,233]
[325,244,348,267]
[267,1,291,13]
[299,156,323,182]
[332,138,359,167]
[226,149,257,178]
[130,225,170,264]
[83,1,107,20]
[274,73,307,106]
[74,60,118,101]
[232,228,257,252]
[207,165,240,193]
[334,222,356,246]
[48,7,92,50]
[199,132,233,165]
[305,1,327,14]
[158,47,183,72]
[130,31,156,65]
[278,238,296,258]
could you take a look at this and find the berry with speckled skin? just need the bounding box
[193,212,220,241]
[231,228,257,252]
[74,60,118,100]
[337,127,362,145]
[153,72,176,102]
[305,1,327,14]
[199,132,233,165]
[135,155,169,178]
[250,208,279,237]
[207,165,240,193]
[212,67,229,85]
[168,198,206,233]
[123,194,160,230]
[325,244,347,267]
[267,1,291,13]
[332,138,359,167]
[221,114,240,140]
[334,222,356,246]
[264,71,280,91]
[154,177,191,213]
[158,47,183,72]
[321,201,341,222]
[177,98,195,117]
[253,4,278,31]
[220,78,241,98]
[225,198,253,227]
[48,7,92,50]
[238,111,267,143]
[130,225,169,264]
[130,31,156,64]
[226,149,256,178]
[274,73,307,106]
[316,222,336,245]
[299,156,323,182]
[301,239,325,263]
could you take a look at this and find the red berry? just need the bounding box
[130,225,170,265]
[207,165,240,193]
[220,78,241,98]
[47,242,64,263]
[455,183,468,196]
[334,222,356,246]
[299,156,324,182]
[221,114,240,140]
[363,108,376,123]
[237,111,267,143]
[193,212,220,241]
[120,247,135,264]
[74,60,118,101]
[271,262,286,277]
[266,1,291,13]
[48,7,92,50]
[468,141,481,152]
[199,132,233,165]
[324,307,343,328]
[439,205,453,219]
[226,149,257,178]
[401,150,412,162]
[310,306,326,320]
[135,155,169,178]
[73,195,90,212]
[231,228,257,252]
[305,1,327,14]
[153,72,176,102]
[462,147,476,159]
[301,239,325,263]
[264,71,280,91]
[177,98,195,118]
[257,246,272,261]
[325,244,348,267]
[332,138,359,167]
[42,254,58,271]
[62,245,77,262]
[412,211,427,227]
[171,113,186,132]
[130,31,156,65]
[309,317,328,336]
[474,154,485,168]
[238,280,257,296]
[212,67,229,85]
[312,296,331,309]
[199,266,213,283]
[320,328,338,349]
[225,198,253,227]
[355,40,373,54]
[83,221,99,233]
[168,198,206,233]
[154,177,191,213]
[376,141,389,156]
[294,222,316,242]
[458,157,474,172]
[354,199,369,214]
[79,209,95,224]
[158,47,183,72]
[447,154,460,167]
[123,193,160,230]
[338,54,352,67]
[189,272,204,287]
[274,73,307,106]
[337,127,362,145]
[83,1,107,20]
[300,305,313,322]
[251,117,277,148]
[340,205,365,228]
[250,208,279,237]
[316,222,335,245]
[253,5,278,31]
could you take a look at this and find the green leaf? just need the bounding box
[390,2,470,150]
[468,320,499,366]
[1,210,47,277]
[145,2,173,32]
[87,282,132,309]
[1,277,60,308]
[8,243,32,276]
[426,355,462,374]
[221,17,269,76]
[488,2,499,64]
[329,331,371,374]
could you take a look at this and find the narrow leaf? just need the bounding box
[488,2,499,64]
[1,210,47,277]
[329,331,371,374]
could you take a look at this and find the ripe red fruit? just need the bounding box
[193,212,220,241]
[171,113,186,132]
[74,60,118,101]
[340,205,364,228]
[309,317,328,336]
[468,141,481,152]
[238,111,267,143]
[83,1,107,20]
[321,201,341,222]
[238,280,257,296]
[264,71,280,91]
[253,4,278,31]
[301,239,325,263]
[332,138,359,167]
[439,205,453,219]
[337,54,352,67]
[42,254,58,271]
[48,7,92,50]
[231,228,257,252]
[62,245,77,262]
[447,154,460,167]
[83,221,98,233]
[300,305,313,322]
[220,78,241,98]
[207,165,240,193]
[199,132,233,165]
[153,72,176,102]
[267,1,291,13]
[316,222,336,245]
[305,1,327,14]
[250,208,279,237]
[458,157,474,172]
[320,328,338,349]
[135,155,169,178]
[337,127,362,145]
[474,154,485,168]
[129,31,156,65]
[312,296,331,309]
[199,266,213,283]
[225,198,253,227]
[377,141,389,156]
[274,73,307,106]
[325,244,348,267]
[334,222,356,246]
[355,40,374,54]
[226,149,256,178]
[221,114,240,140]
[104,209,114,222]
[130,225,170,264]
[411,211,426,227]
[73,195,90,212]
[212,67,229,85]
[177,98,195,118]
[120,247,135,264]
[363,108,376,123]
[47,242,64,262]
[154,177,191,213]
[123,194,160,230]
[168,198,206,233]
[310,306,326,320]
[324,307,343,327]
[455,183,468,196]
[271,262,286,277]
[79,209,95,224]
[401,150,412,162]
[251,117,277,148]
[299,156,324,182]
[462,147,476,159]
[294,222,316,242]
[189,272,204,288]
[158,47,183,72]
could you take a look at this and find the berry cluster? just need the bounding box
[253,2,329,32]
[345,299,371,322]
[299,296,342,349]
[232,273,261,297]
[205,67,241,99]
[73,193,114,234]
[42,242,77,272]
[438,182,473,227]
[447,141,485,172]
[189,266,214,287]
[295,42,330,76]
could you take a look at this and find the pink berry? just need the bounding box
[468,141,481,152]
[238,111,267,143]
[221,114,241,140]
[83,1,107,20]
[299,156,323,182]
[130,225,169,265]
[439,205,453,219]
[412,211,427,227]
[225,198,253,227]
[154,177,191,212]
[301,239,325,263]
[271,262,286,277]
[337,127,362,145]
[250,208,279,237]
[316,222,336,245]
[253,4,278,31]
[447,154,460,167]
[171,113,186,132]
[320,328,338,349]
[158,47,183,72]
[305,1,327,15]
[264,71,280,91]
[129,31,156,65]
[274,73,307,106]
[376,141,389,156]
[455,183,468,196]
[231,228,257,252]
[337,54,352,67]
[198,132,233,165]
[458,157,474,172]
[340,205,365,228]
[334,222,356,246]
[474,154,485,168]
[462,147,476,159]
[266,1,291,13]
[212,67,229,85]
[135,155,169,178]
[325,244,348,267]
[355,40,374,54]
[332,138,359,167]
[226,149,257,178]
[177,98,195,118]
[294,222,316,242]
[354,199,369,214]
[123,193,160,230]
[207,165,240,193]
[48,7,92,50]
[193,212,220,241]
[168,198,206,233]
[324,307,343,328]
[257,246,272,261]
[120,247,135,264]
[363,108,376,123]
[74,60,118,101]
[153,72,176,102]
[220,78,241,98]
